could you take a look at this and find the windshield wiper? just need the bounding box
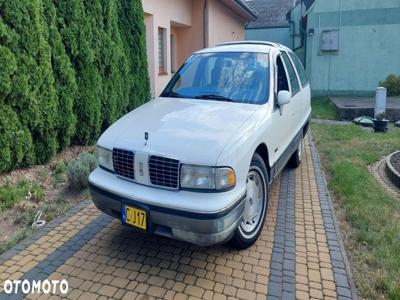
[195,94,236,102]
[162,91,184,98]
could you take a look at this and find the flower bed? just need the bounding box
[386,151,400,188]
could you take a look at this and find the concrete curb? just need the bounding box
[308,132,359,300]
[386,151,400,188]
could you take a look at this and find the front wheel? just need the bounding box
[230,153,269,249]
[288,138,303,168]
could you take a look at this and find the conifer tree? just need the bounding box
[0,0,150,172]
[42,0,77,149]
[0,0,58,166]
[54,0,102,144]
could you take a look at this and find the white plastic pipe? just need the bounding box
[375,87,387,117]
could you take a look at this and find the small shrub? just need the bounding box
[0,180,44,211]
[30,183,45,203]
[54,161,66,175]
[78,152,98,173]
[380,74,400,96]
[0,180,28,211]
[14,206,37,227]
[67,152,98,191]
[53,161,66,187]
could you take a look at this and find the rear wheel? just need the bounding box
[231,153,269,249]
[288,138,303,168]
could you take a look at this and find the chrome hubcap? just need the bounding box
[298,139,303,160]
[240,170,264,234]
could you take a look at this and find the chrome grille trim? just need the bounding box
[149,155,180,189]
[112,148,135,180]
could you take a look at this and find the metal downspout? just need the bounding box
[289,20,295,49]
[204,0,208,48]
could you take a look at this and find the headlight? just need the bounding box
[180,165,235,190]
[97,145,114,171]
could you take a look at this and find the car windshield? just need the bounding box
[161,52,270,104]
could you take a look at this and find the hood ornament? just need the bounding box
[144,132,148,146]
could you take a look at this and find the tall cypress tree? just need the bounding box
[0,0,58,165]
[117,0,151,110]
[0,0,151,173]
[0,18,34,172]
[42,0,77,149]
[54,0,102,144]
[99,0,130,129]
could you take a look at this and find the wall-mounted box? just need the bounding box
[320,30,340,51]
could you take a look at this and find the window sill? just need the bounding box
[158,72,169,76]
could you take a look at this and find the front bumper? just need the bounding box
[89,169,246,246]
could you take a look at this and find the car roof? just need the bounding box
[195,40,291,54]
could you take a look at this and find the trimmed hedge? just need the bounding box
[0,0,150,172]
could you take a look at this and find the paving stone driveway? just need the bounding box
[0,135,357,300]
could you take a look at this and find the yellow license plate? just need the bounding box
[125,205,147,230]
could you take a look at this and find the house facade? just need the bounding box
[142,0,257,97]
[248,0,400,96]
[302,0,400,96]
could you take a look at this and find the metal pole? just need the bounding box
[375,87,387,117]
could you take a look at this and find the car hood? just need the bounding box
[98,97,259,165]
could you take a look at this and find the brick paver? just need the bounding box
[0,135,357,299]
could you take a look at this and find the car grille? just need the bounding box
[149,155,179,189]
[112,148,135,180]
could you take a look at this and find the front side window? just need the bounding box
[281,52,300,95]
[162,52,270,104]
[276,56,289,93]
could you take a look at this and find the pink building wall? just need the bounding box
[142,0,251,97]
[207,0,246,47]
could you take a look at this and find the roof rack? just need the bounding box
[217,40,283,48]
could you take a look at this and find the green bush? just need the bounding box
[30,182,45,203]
[67,152,98,191]
[54,161,66,175]
[380,74,400,97]
[0,0,150,173]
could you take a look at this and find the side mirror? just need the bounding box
[277,90,291,106]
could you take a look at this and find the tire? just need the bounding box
[288,137,303,168]
[230,153,269,249]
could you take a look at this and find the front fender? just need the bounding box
[216,109,272,189]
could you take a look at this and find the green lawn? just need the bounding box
[312,123,400,299]
[311,96,337,120]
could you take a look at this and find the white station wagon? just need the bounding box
[89,41,311,248]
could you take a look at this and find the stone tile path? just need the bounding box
[0,135,357,300]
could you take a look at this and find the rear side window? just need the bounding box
[281,52,300,95]
[288,52,308,86]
